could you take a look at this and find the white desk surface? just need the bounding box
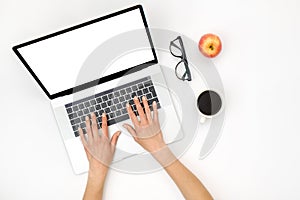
[1,0,300,199]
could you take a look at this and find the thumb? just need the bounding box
[111,131,121,147]
[122,123,137,137]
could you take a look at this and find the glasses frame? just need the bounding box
[169,36,192,81]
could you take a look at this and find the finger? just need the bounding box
[153,101,159,122]
[142,96,152,122]
[85,115,93,141]
[134,96,147,125]
[110,131,121,147]
[101,113,109,138]
[126,103,139,126]
[91,113,98,140]
[122,123,137,137]
[78,127,88,147]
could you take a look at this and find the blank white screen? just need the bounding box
[17,8,155,95]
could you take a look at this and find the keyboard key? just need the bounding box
[120,89,126,95]
[79,103,84,109]
[132,85,138,91]
[113,98,119,104]
[131,92,137,98]
[97,117,102,123]
[108,93,114,99]
[119,96,125,102]
[66,108,72,114]
[129,99,134,105]
[71,119,76,125]
[109,112,115,119]
[89,107,95,112]
[95,105,101,110]
[81,116,86,122]
[146,93,152,99]
[72,125,79,131]
[83,108,89,114]
[143,88,149,94]
[84,102,90,107]
[105,107,111,113]
[157,102,161,109]
[80,123,86,128]
[102,95,108,101]
[116,110,121,116]
[132,105,137,111]
[137,90,142,96]
[90,99,96,105]
[149,86,157,97]
[73,105,79,112]
[126,87,132,93]
[107,100,112,106]
[138,83,144,89]
[74,118,81,124]
[111,105,116,111]
[152,97,159,103]
[101,102,107,108]
[74,131,79,137]
[121,108,127,114]
[114,91,120,97]
[77,110,83,116]
[109,114,129,125]
[116,103,122,109]
[99,110,104,116]
[96,98,102,103]
[68,114,75,120]
[125,94,130,100]
[95,112,99,117]
[122,102,127,108]
[144,80,152,87]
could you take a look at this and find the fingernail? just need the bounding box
[153,101,157,105]
[142,96,146,100]
[91,112,95,117]
[134,96,138,100]
[85,116,89,120]
[118,131,121,136]
[122,124,127,128]
[102,112,106,117]
[126,103,130,107]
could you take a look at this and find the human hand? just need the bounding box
[79,113,121,175]
[123,96,166,153]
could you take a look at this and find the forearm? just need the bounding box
[152,146,213,200]
[83,171,106,200]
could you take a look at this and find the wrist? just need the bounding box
[151,145,177,168]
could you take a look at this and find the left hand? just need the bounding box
[79,112,121,175]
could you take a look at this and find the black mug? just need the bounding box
[197,90,223,123]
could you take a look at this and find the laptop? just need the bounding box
[12,5,183,174]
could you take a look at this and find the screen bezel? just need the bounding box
[12,5,158,100]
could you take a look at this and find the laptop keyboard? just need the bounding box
[65,76,161,137]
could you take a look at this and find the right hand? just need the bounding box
[123,96,166,153]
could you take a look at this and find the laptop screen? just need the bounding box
[13,5,157,99]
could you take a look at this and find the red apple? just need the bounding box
[198,33,222,58]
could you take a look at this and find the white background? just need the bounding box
[1,0,300,200]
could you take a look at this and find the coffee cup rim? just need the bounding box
[197,89,224,118]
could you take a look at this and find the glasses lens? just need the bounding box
[175,60,190,80]
[170,39,183,57]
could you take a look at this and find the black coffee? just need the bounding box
[197,90,222,116]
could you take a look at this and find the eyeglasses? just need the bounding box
[169,36,192,81]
